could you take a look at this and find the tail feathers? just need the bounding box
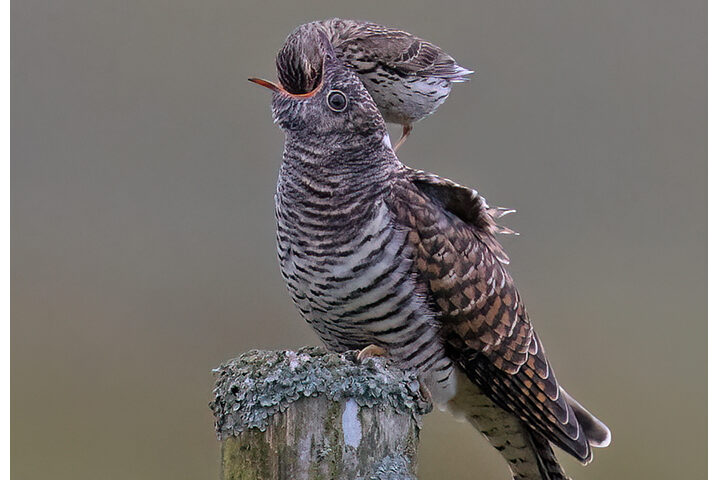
[433,63,474,82]
[562,388,612,448]
[525,431,571,480]
[466,414,570,480]
[448,373,585,480]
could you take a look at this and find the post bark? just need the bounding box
[209,347,432,480]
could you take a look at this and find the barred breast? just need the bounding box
[275,173,456,403]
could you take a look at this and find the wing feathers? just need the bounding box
[459,348,592,463]
[389,169,606,464]
[321,18,473,80]
[562,389,612,448]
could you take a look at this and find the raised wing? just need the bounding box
[403,167,516,263]
[326,19,473,80]
[389,170,592,462]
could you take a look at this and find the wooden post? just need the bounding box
[210,347,432,480]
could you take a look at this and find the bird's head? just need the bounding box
[249,29,386,140]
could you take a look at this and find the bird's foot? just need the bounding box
[393,124,412,151]
[356,344,388,361]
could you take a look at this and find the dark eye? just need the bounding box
[326,90,348,112]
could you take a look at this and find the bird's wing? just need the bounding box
[389,168,592,462]
[327,20,473,80]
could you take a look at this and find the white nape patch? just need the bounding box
[382,133,393,150]
[341,398,362,448]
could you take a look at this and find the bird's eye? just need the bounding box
[326,90,348,112]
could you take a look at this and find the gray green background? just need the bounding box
[12,1,706,479]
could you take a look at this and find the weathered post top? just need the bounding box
[210,346,432,480]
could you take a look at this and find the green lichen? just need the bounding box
[222,434,272,480]
[322,400,343,478]
[209,347,432,440]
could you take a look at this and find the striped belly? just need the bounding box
[277,200,457,404]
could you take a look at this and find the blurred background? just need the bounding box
[12,1,705,479]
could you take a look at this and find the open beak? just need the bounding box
[248,77,282,93]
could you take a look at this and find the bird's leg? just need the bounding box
[393,124,413,151]
[418,381,433,404]
[357,344,388,361]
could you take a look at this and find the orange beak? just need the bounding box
[248,77,322,98]
[248,77,282,93]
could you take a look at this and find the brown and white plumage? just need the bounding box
[277,19,473,148]
[391,168,611,465]
[322,18,472,82]
[251,31,610,480]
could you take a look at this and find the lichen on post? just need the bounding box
[209,347,432,480]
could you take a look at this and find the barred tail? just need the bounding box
[525,431,570,480]
[448,372,570,480]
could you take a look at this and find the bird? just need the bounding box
[249,33,610,480]
[275,19,473,149]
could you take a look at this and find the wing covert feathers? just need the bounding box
[389,169,607,463]
[321,19,473,80]
[395,166,529,373]
[405,167,517,264]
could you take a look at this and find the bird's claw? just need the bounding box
[356,344,388,361]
